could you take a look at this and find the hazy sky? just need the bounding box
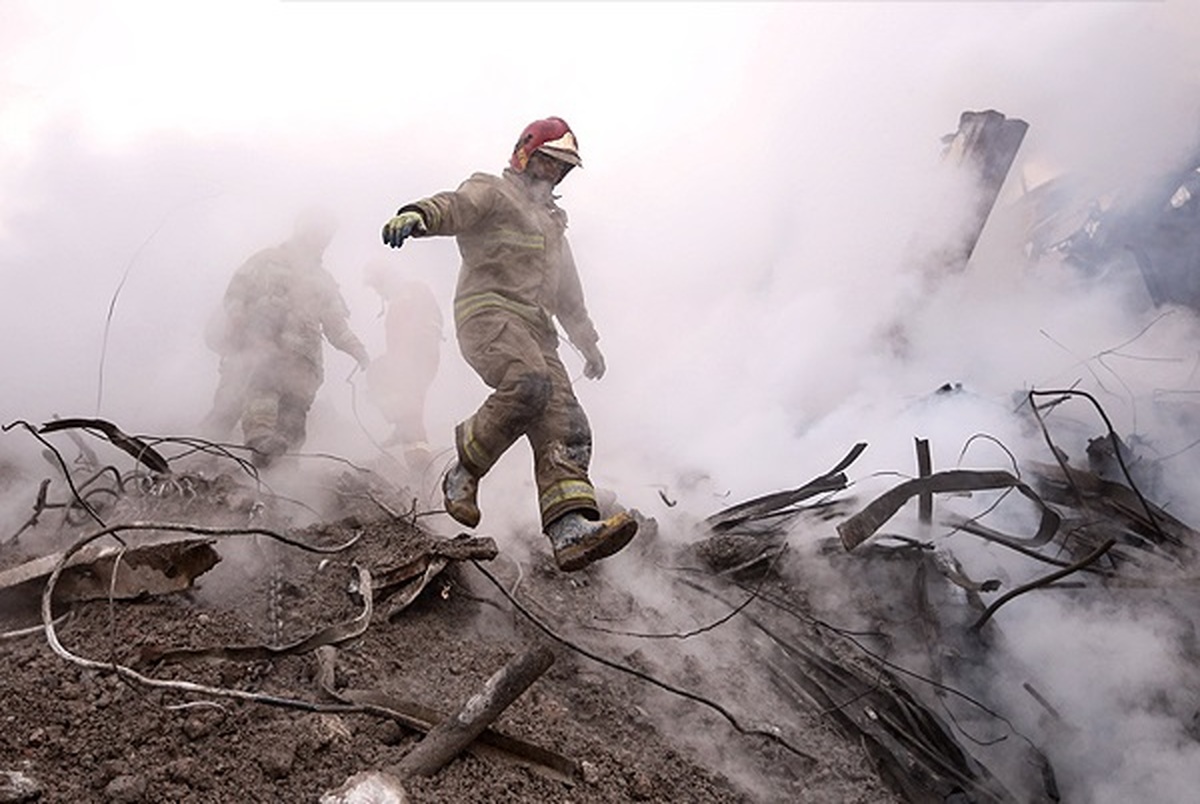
[2,0,1200,545]
[4,3,1200,801]
[3,1,1197,486]
[3,1,1200,520]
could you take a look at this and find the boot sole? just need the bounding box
[442,469,480,528]
[445,499,481,528]
[555,515,639,572]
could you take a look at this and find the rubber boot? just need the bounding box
[442,461,480,527]
[545,511,638,572]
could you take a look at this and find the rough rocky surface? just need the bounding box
[0,454,901,804]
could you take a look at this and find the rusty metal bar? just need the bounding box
[915,438,933,524]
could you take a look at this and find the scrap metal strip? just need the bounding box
[837,470,1060,551]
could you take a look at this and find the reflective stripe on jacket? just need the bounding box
[453,290,552,333]
[400,169,599,350]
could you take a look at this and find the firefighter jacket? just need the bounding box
[216,240,368,380]
[399,168,600,351]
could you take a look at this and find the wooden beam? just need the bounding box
[391,645,556,779]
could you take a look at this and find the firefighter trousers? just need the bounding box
[454,308,598,528]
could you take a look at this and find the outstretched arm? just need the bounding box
[381,174,498,248]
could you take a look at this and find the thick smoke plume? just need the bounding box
[3,3,1200,801]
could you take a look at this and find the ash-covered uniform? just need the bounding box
[208,240,368,455]
[400,167,602,527]
[366,279,443,447]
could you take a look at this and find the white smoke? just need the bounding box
[3,2,1200,800]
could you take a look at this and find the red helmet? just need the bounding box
[510,116,582,172]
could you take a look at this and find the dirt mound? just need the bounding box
[0,454,895,803]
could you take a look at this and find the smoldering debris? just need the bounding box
[688,451,1045,803]
[388,645,556,780]
[0,537,220,607]
[38,417,173,475]
[696,443,865,578]
[5,109,1200,801]
[1019,144,1200,313]
[314,647,581,787]
[134,564,374,668]
[935,109,1030,275]
[680,384,1200,802]
[6,372,1197,801]
[0,414,591,798]
[374,533,498,620]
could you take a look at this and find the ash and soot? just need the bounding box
[5,2,1200,803]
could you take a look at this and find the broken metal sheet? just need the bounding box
[694,445,867,578]
[705,442,867,532]
[1022,149,1200,311]
[939,109,1030,273]
[375,534,498,620]
[0,538,219,605]
[1027,460,1198,560]
[700,569,1039,804]
[837,469,1060,551]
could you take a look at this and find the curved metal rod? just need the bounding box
[971,539,1116,631]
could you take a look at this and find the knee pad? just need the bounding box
[513,372,552,417]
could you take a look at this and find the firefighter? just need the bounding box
[380,117,637,571]
[363,257,444,472]
[202,207,370,468]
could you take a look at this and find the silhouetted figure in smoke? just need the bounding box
[363,258,444,473]
[201,208,370,468]
[380,116,637,572]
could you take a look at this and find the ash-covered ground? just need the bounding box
[0,449,901,804]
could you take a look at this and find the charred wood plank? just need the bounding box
[342,687,581,785]
[390,645,555,779]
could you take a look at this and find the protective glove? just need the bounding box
[581,343,606,380]
[351,346,371,373]
[346,351,370,382]
[381,210,426,248]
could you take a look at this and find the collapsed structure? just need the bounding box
[3,110,1200,803]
